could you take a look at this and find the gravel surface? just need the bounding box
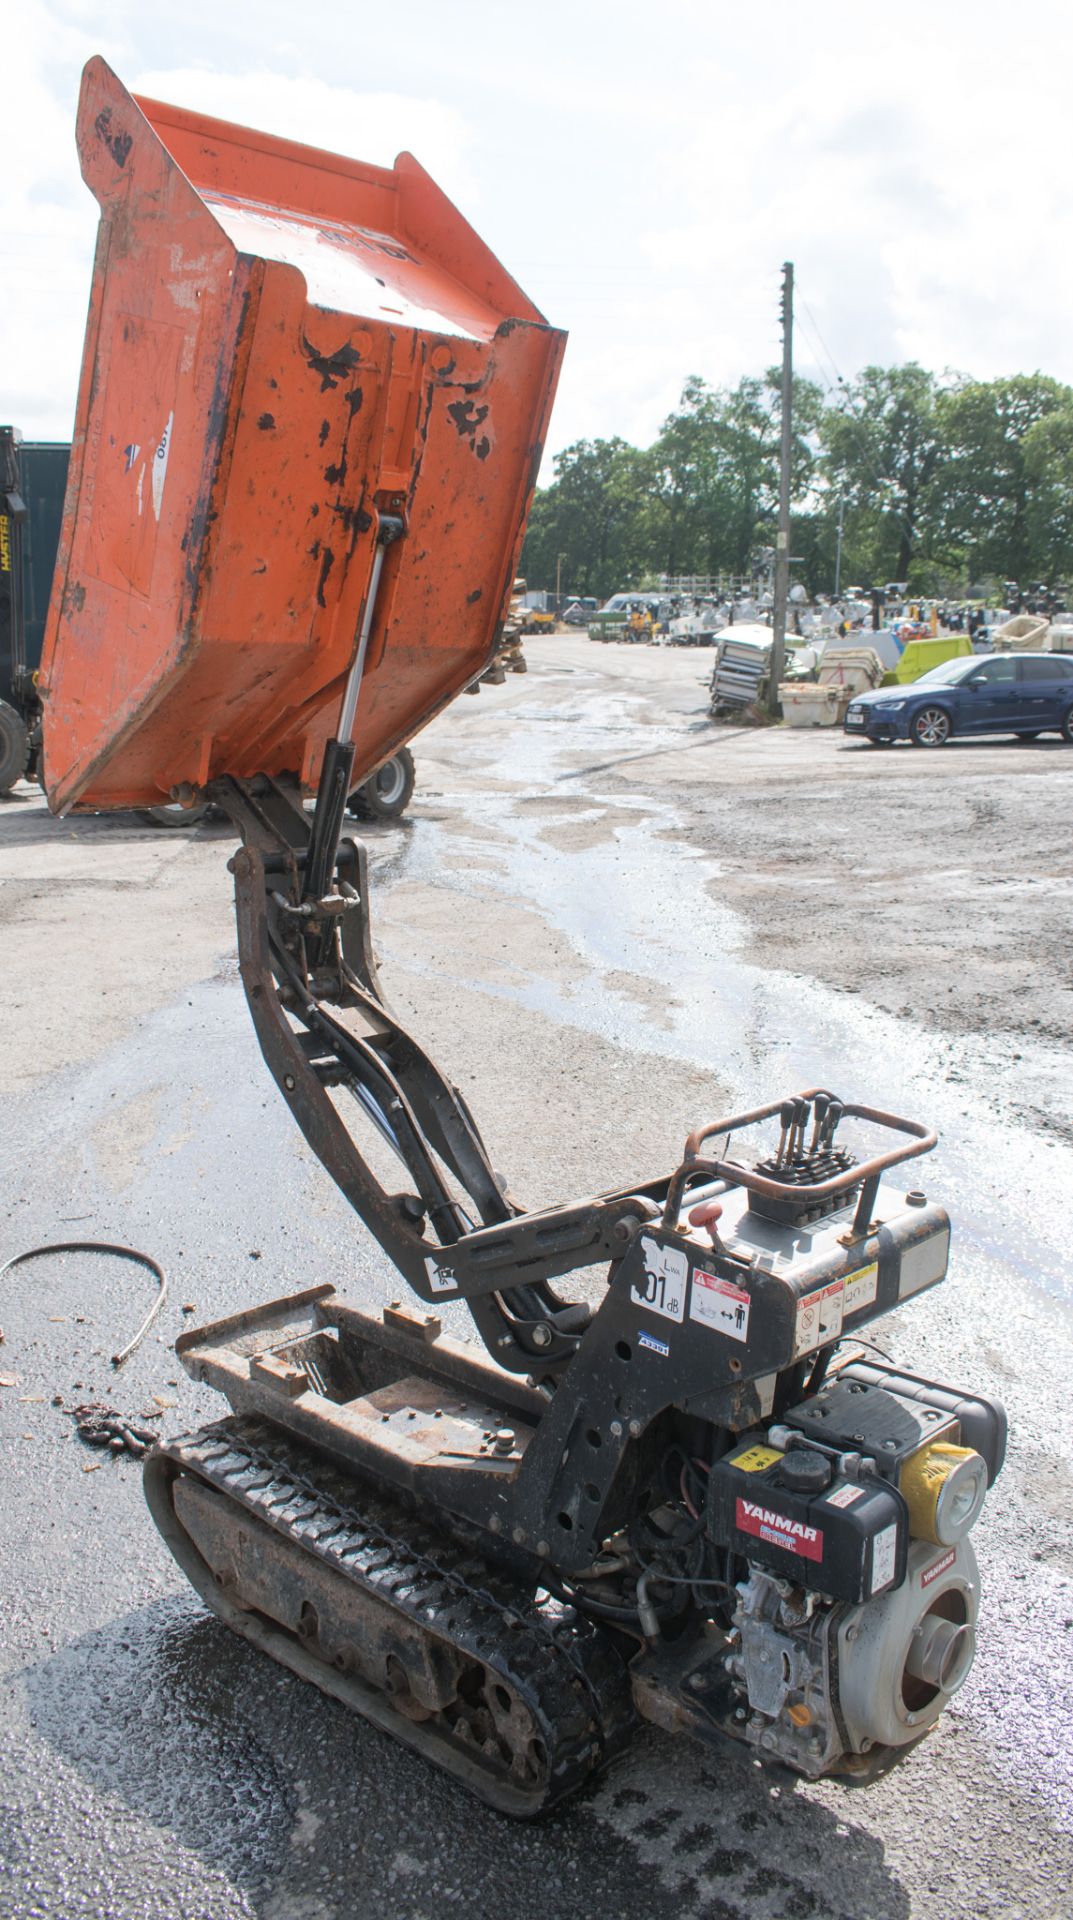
[0,634,1069,1920]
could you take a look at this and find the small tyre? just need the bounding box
[139,801,212,829]
[1061,707,1073,744]
[0,699,30,794]
[347,746,415,821]
[910,706,951,747]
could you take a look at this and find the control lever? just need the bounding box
[809,1093,830,1153]
[775,1101,795,1167]
[688,1200,727,1255]
[822,1100,844,1148]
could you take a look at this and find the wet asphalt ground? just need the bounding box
[0,635,1070,1919]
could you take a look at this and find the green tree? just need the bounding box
[641,372,822,580]
[934,374,1068,585]
[821,365,942,587]
[641,376,728,577]
[521,437,647,598]
[521,362,1073,607]
[1023,403,1073,580]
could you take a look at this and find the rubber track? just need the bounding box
[150,1415,635,1812]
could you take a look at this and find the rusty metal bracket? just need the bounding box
[211,775,650,1374]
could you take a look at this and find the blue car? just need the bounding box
[843,651,1073,747]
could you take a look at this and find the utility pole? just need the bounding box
[834,491,845,599]
[768,261,793,717]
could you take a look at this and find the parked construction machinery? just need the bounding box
[0,426,69,792]
[40,59,1006,1815]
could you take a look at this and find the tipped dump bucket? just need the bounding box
[40,59,565,812]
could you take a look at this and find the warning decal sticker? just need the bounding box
[843,1261,879,1316]
[729,1444,783,1474]
[793,1278,844,1358]
[825,1482,865,1510]
[690,1268,751,1343]
[871,1522,899,1594]
[632,1238,687,1323]
[424,1256,458,1294]
[736,1496,823,1562]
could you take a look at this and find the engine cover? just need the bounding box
[707,1439,907,1602]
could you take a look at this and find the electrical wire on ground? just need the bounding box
[0,1240,168,1367]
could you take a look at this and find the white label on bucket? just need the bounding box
[152,410,173,521]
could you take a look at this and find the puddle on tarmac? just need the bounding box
[393,691,1073,1307]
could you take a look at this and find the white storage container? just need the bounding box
[779,683,850,727]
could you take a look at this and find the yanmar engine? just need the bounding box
[699,1361,1005,1775]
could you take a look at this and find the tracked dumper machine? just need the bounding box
[41,60,1006,1814]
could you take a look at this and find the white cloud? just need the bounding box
[519,2,1073,456]
[2,19,477,440]
[5,0,1073,462]
[0,4,102,434]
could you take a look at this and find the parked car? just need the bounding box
[843,652,1073,747]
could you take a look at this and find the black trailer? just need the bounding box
[0,426,70,792]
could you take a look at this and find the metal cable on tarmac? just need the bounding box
[0,1239,167,1367]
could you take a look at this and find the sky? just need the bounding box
[5,0,1073,475]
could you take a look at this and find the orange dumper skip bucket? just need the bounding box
[40,59,565,813]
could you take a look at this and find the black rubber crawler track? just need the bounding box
[145,1416,635,1814]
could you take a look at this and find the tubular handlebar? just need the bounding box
[662,1089,937,1230]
